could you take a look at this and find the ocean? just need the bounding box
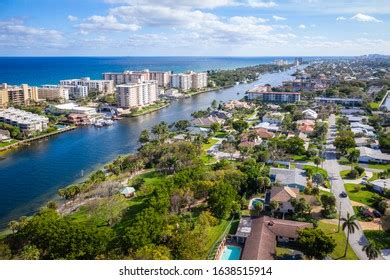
[0,56,312,85]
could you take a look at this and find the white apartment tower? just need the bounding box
[116,80,158,108]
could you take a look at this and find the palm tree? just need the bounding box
[362,241,380,260]
[313,156,322,172]
[341,212,359,257]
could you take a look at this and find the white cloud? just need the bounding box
[298,24,306,29]
[67,15,78,22]
[246,0,278,8]
[350,13,382,23]
[336,16,346,21]
[0,19,63,49]
[229,16,268,24]
[79,15,141,32]
[272,15,286,21]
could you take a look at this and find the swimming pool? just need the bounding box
[220,245,242,260]
[249,197,264,210]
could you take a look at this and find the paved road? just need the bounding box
[323,114,372,260]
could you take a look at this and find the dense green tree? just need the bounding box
[210,122,221,134]
[334,131,356,155]
[152,121,169,143]
[291,198,311,217]
[232,120,249,133]
[346,148,360,170]
[207,182,238,219]
[134,245,172,260]
[297,228,336,259]
[139,129,150,143]
[174,120,190,131]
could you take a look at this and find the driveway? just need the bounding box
[323,114,376,260]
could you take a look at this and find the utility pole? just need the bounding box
[337,200,342,232]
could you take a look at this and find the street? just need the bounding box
[323,114,372,260]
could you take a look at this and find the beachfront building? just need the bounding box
[247,85,300,103]
[38,85,70,102]
[0,83,39,108]
[116,80,158,108]
[103,69,171,87]
[60,77,114,95]
[0,107,49,134]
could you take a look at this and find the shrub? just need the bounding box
[354,185,361,192]
[348,169,359,179]
[354,166,365,176]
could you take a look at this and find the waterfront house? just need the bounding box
[120,187,136,198]
[269,168,307,191]
[187,126,210,137]
[224,100,252,110]
[357,147,390,164]
[209,110,232,120]
[239,216,312,260]
[191,116,225,127]
[67,113,90,126]
[0,129,11,142]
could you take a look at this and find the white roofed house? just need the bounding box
[262,112,284,125]
[191,116,225,128]
[120,187,136,198]
[357,147,390,164]
[269,168,307,192]
[302,109,318,120]
[369,179,390,194]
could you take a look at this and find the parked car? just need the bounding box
[373,210,382,218]
[339,191,347,198]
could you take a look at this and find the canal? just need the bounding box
[0,67,300,227]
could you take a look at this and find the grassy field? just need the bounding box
[368,163,390,171]
[364,230,390,250]
[304,165,329,179]
[214,131,228,138]
[318,221,359,260]
[344,183,377,207]
[0,139,18,148]
[202,138,219,151]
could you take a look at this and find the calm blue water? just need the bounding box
[0,58,303,227]
[220,245,242,260]
[0,56,309,85]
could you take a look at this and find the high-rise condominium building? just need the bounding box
[116,80,158,108]
[170,72,208,91]
[103,70,171,87]
[0,83,39,108]
[38,85,70,101]
[60,77,114,95]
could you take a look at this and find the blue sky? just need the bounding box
[0,0,389,56]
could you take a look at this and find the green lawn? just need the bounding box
[304,165,329,179]
[293,155,311,162]
[368,102,380,110]
[214,131,228,138]
[204,219,230,259]
[344,183,377,207]
[318,221,359,260]
[364,230,390,250]
[0,139,18,148]
[202,138,219,151]
[368,163,390,171]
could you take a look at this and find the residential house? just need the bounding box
[254,122,280,132]
[209,110,232,119]
[302,109,318,120]
[357,147,390,164]
[266,186,299,213]
[239,132,262,148]
[187,126,210,137]
[239,216,312,260]
[262,112,284,125]
[370,179,390,194]
[296,119,315,134]
[224,100,252,110]
[0,129,11,142]
[253,128,275,139]
[355,137,379,149]
[191,116,224,127]
[269,168,307,191]
[120,187,136,198]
